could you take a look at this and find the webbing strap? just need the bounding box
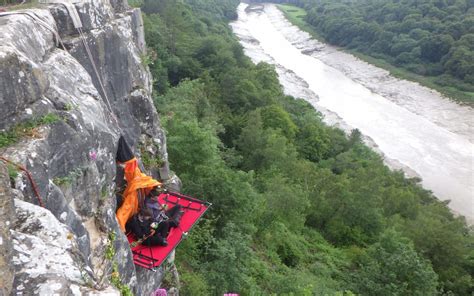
[0,157,45,208]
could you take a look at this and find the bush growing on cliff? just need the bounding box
[349,230,439,295]
[0,114,60,148]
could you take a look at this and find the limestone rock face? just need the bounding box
[0,164,15,296]
[11,198,116,295]
[0,1,170,294]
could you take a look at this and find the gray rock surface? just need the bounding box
[0,0,172,294]
[0,164,15,296]
[11,198,116,295]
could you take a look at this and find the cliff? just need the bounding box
[0,0,175,294]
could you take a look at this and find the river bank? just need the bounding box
[271,5,474,143]
[278,4,474,106]
[231,3,474,223]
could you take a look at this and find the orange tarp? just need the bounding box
[116,158,161,231]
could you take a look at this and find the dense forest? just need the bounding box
[134,0,473,294]
[275,0,474,103]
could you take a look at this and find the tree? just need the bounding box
[390,35,418,56]
[260,105,298,140]
[398,206,474,295]
[296,120,331,162]
[259,173,310,231]
[202,223,258,294]
[444,45,474,81]
[350,230,439,296]
[420,34,454,62]
[236,111,267,171]
[457,33,474,50]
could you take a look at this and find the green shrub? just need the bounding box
[0,114,60,148]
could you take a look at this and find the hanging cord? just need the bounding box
[3,3,121,127]
[0,10,67,51]
[0,156,45,208]
[30,10,68,52]
[77,27,119,126]
[49,1,119,126]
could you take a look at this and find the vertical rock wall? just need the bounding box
[0,164,15,296]
[0,0,171,294]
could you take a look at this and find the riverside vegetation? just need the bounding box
[277,0,474,105]
[137,0,473,294]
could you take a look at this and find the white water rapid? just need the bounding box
[231,3,474,222]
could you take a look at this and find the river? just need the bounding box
[230,3,474,222]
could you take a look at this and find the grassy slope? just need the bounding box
[277,4,474,106]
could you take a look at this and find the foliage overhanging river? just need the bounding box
[231,3,474,222]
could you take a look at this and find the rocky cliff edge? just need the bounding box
[0,1,175,295]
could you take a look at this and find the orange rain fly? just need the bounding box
[116,157,162,231]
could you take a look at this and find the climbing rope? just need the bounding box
[77,26,117,122]
[1,2,120,127]
[57,0,119,125]
[29,10,68,51]
[0,4,126,210]
[0,10,67,51]
[0,156,45,208]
